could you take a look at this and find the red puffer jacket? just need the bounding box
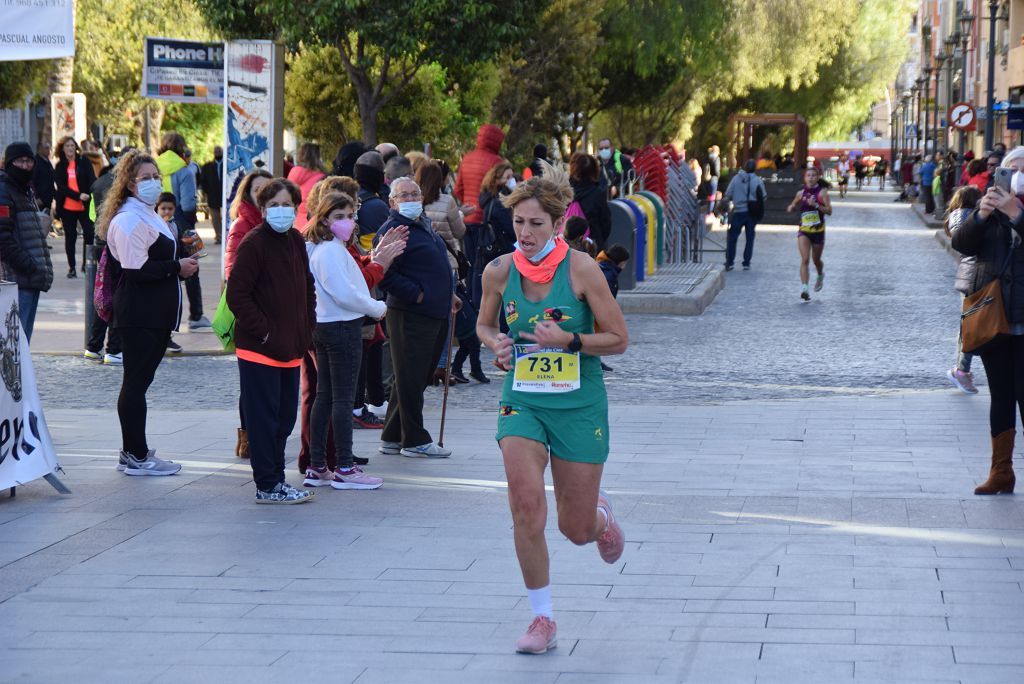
[224,200,263,280]
[454,124,505,224]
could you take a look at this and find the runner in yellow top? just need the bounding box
[478,162,629,655]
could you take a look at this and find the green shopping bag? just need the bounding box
[212,288,236,352]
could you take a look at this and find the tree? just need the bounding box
[194,0,543,144]
[73,0,217,149]
[0,61,51,109]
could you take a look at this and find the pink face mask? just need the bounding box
[329,218,356,242]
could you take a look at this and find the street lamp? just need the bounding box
[923,65,935,153]
[914,78,926,151]
[934,53,948,155]
[959,9,975,153]
[984,0,999,152]
[945,36,958,151]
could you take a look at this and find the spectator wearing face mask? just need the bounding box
[597,138,633,198]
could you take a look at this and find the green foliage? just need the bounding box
[74,0,216,145]
[195,0,543,142]
[0,60,51,109]
[162,103,224,162]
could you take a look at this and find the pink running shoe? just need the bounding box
[515,616,557,654]
[303,466,334,488]
[331,466,383,490]
[946,368,979,395]
[596,490,625,564]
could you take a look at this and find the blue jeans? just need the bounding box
[17,289,40,342]
[311,319,364,469]
[726,211,757,267]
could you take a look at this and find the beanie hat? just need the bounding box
[3,142,33,170]
[534,144,548,159]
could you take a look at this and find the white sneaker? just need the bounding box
[379,441,401,455]
[122,449,181,476]
[188,316,213,331]
[401,442,451,459]
[103,352,123,365]
[83,349,101,361]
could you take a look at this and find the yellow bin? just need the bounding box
[627,194,658,276]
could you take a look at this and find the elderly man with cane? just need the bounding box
[374,176,460,458]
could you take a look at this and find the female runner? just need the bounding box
[477,163,628,654]
[787,166,832,301]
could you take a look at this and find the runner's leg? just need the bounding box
[798,234,811,286]
[812,241,825,277]
[501,436,551,589]
[549,457,606,545]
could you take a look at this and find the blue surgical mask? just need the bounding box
[266,206,295,232]
[135,178,163,206]
[598,149,612,161]
[398,201,423,220]
[515,238,556,263]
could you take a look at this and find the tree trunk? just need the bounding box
[40,55,74,147]
[353,81,379,146]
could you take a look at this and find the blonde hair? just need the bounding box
[307,175,360,219]
[95,150,157,241]
[229,169,274,219]
[405,150,427,175]
[307,191,356,244]
[501,160,573,223]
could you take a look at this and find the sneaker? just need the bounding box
[122,449,181,476]
[469,369,491,384]
[255,481,315,504]
[596,490,625,564]
[450,369,470,384]
[303,466,334,487]
[188,316,213,331]
[368,402,388,416]
[116,451,127,472]
[401,442,451,459]
[742,264,750,271]
[379,441,401,455]
[515,616,557,654]
[103,352,123,365]
[83,349,101,361]
[353,408,385,429]
[814,273,825,292]
[946,368,979,395]
[331,466,383,490]
[724,264,734,272]
[167,338,184,353]
[800,290,811,301]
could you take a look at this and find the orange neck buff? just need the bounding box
[512,237,570,284]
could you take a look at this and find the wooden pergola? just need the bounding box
[728,113,808,167]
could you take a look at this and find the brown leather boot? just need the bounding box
[236,428,250,460]
[975,430,1015,495]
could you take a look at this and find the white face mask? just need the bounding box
[1012,170,1024,196]
[135,178,163,206]
[506,177,517,191]
[266,206,295,232]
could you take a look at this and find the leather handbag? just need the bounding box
[961,250,1013,354]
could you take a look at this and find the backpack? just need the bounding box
[478,197,513,263]
[92,246,121,323]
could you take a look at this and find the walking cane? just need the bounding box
[437,305,458,448]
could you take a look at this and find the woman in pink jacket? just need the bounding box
[287,143,326,231]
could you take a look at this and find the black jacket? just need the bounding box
[479,189,515,252]
[112,231,182,331]
[952,208,1024,324]
[356,187,391,244]
[0,171,54,292]
[570,179,612,250]
[375,210,455,321]
[54,156,95,210]
[199,159,223,208]
[32,154,55,210]
[599,260,622,298]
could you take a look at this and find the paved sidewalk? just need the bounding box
[2,390,1023,683]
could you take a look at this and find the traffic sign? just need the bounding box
[949,102,977,131]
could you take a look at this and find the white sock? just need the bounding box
[527,586,553,619]
[801,283,809,292]
[597,506,609,534]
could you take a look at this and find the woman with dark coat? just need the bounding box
[569,152,612,251]
[54,136,96,278]
[473,161,516,308]
[950,147,1024,495]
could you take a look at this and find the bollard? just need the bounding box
[83,244,100,349]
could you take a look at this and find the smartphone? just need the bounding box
[994,167,1014,193]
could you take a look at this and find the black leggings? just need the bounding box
[58,209,94,270]
[979,335,1024,438]
[117,327,170,459]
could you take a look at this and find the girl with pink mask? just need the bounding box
[303,191,405,490]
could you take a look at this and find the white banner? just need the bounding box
[0,283,61,490]
[0,0,75,61]
[142,37,225,104]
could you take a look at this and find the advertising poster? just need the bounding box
[50,93,86,151]
[141,37,225,104]
[0,0,75,61]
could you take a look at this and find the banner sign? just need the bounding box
[50,93,86,153]
[0,283,60,490]
[142,37,225,104]
[0,0,75,61]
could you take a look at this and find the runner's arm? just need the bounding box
[787,191,802,212]
[478,256,514,369]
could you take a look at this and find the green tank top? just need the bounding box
[500,254,605,408]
